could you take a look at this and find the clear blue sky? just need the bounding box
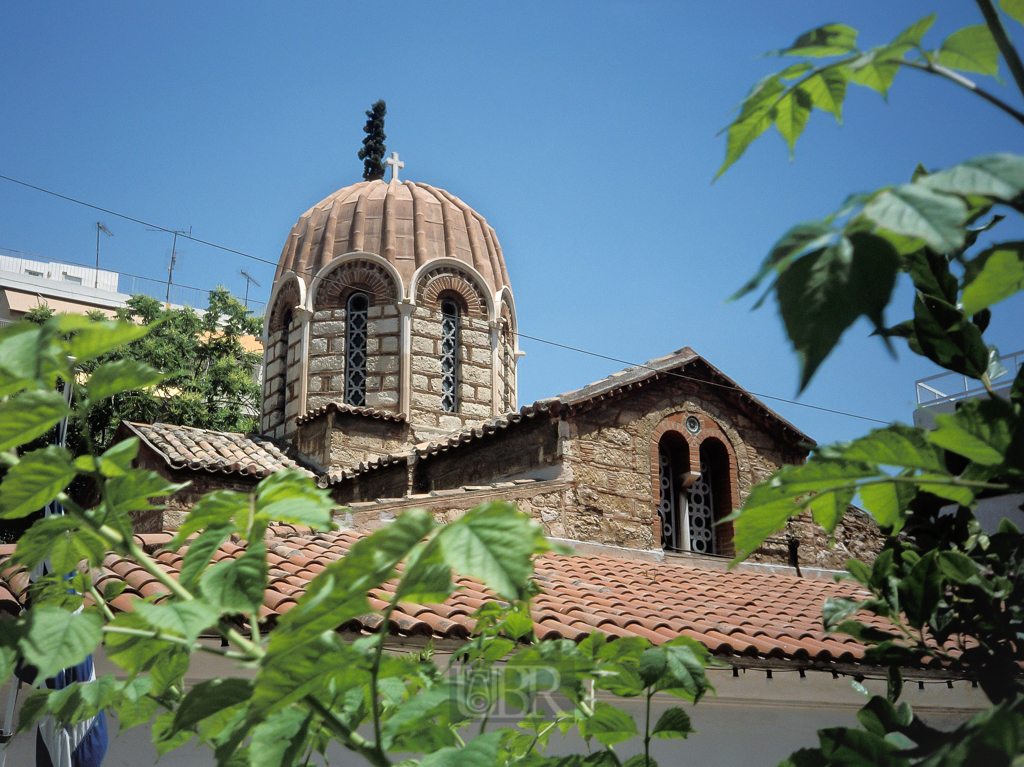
[2,0,1021,446]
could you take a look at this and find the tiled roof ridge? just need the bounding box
[296,400,408,426]
[0,525,971,673]
[326,347,808,486]
[122,421,314,480]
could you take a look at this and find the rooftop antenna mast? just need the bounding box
[147,226,190,303]
[240,269,261,308]
[95,222,113,287]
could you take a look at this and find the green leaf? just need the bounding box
[776,232,899,391]
[847,51,901,96]
[179,525,234,590]
[19,606,103,682]
[396,539,454,604]
[831,424,944,471]
[817,726,903,763]
[134,600,219,644]
[115,676,158,730]
[774,88,813,156]
[961,241,1024,316]
[938,25,999,76]
[68,321,150,364]
[859,482,917,530]
[660,643,712,703]
[935,551,981,583]
[420,732,503,767]
[0,446,75,519]
[863,185,968,253]
[104,469,188,517]
[255,469,334,530]
[172,490,250,544]
[899,550,942,629]
[918,154,1024,203]
[893,14,936,48]
[929,398,1015,466]
[731,221,834,303]
[716,105,777,179]
[809,487,856,535]
[581,701,637,746]
[0,323,43,396]
[0,389,72,452]
[199,539,268,614]
[1002,0,1024,26]
[776,24,859,57]
[12,515,107,574]
[85,359,166,403]
[651,706,694,739]
[801,69,847,117]
[174,678,255,732]
[248,707,311,767]
[268,508,435,654]
[912,292,990,379]
[436,502,543,600]
[638,648,668,688]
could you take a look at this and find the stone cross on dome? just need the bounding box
[386,151,404,182]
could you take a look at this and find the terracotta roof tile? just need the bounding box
[296,401,407,426]
[0,526,952,670]
[123,422,312,479]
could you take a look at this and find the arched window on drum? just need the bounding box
[345,292,369,407]
[657,433,732,555]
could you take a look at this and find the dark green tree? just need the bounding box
[358,99,388,181]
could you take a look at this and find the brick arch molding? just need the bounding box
[649,412,740,554]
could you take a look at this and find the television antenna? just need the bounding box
[95,222,113,287]
[240,270,262,308]
[146,226,190,302]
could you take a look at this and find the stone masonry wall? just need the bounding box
[261,325,287,438]
[328,413,409,470]
[557,377,809,554]
[409,306,493,434]
[129,448,261,533]
[307,304,401,413]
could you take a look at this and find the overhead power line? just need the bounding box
[0,172,890,426]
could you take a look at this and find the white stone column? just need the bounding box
[489,320,501,416]
[398,301,415,417]
[514,349,526,410]
[295,307,313,419]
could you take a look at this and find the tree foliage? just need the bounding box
[723,1,1024,763]
[359,100,388,182]
[0,315,718,765]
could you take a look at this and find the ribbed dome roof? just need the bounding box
[275,179,511,297]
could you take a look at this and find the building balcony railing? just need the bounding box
[915,349,1024,407]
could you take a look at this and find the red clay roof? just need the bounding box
[296,401,407,426]
[0,525,912,669]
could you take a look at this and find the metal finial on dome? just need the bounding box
[386,152,404,182]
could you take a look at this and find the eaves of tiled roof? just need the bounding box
[0,527,958,672]
[296,401,407,427]
[119,421,314,479]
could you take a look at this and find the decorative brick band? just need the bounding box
[416,265,489,319]
[314,259,399,310]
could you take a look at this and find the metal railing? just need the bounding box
[916,349,1024,406]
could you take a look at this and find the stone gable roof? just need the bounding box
[119,422,312,479]
[0,526,933,671]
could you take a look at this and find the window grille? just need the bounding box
[658,449,679,550]
[345,293,368,407]
[685,462,716,554]
[440,300,459,413]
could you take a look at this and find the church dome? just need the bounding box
[274,179,511,298]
